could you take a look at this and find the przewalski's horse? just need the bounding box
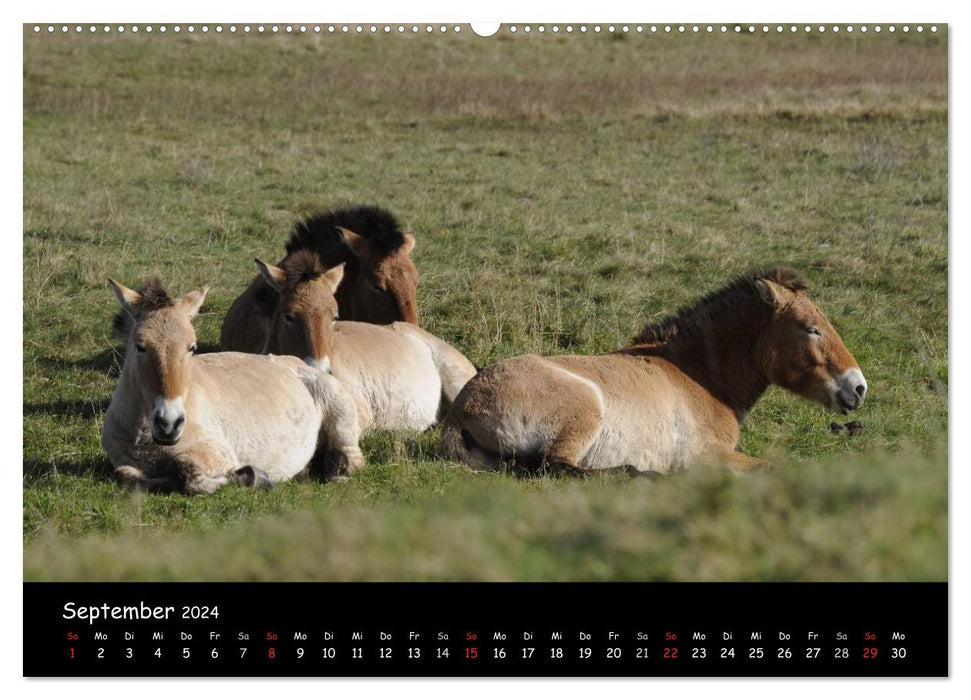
[103,277,363,494]
[220,205,419,354]
[253,252,477,435]
[440,268,868,475]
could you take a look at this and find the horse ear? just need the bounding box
[107,278,142,315]
[754,279,788,309]
[255,259,287,291]
[337,227,367,258]
[401,233,416,255]
[323,263,346,294]
[179,285,210,319]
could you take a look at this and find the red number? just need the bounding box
[268,647,276,659]
[663,647,678,659]
[863,648,878,659]
[69,648,75,659]
[465,647,478,659]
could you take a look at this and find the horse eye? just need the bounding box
[135,343,146,353]
[188,343,198,354]
[333,315,339,323]
[284,313,296,324]
[805,326,821,336]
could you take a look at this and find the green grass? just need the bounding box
[23,28,947,581]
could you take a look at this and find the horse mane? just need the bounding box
[111,277,174,341]
[284,204,408,257]
[629,267,808,346]
[278,249,328,287]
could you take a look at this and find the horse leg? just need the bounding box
[542,407,604,476]
[228,465,274,489]
[309,447,353,482]
[310,374,365,479]
[166,443,238,495]
[707,449,774,473]
[114,465,175,492]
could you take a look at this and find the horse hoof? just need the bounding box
[232,465,274,489]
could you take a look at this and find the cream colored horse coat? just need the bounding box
[103,352,362,493]
[321,321,477,433]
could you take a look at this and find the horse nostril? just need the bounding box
[855,384,866,398]
[174,414,185,430]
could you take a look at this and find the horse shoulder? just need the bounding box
[641,355,741,449]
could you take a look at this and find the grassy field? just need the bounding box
[23,27,947,581]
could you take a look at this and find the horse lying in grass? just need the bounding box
[440,267,868,475]
[102,277,363,494]
[221,204,420,355]
[249,253,477,453]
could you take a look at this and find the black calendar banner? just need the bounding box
[23,582,947,677]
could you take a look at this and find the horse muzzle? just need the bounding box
[150,397,187,445]
[832,368,868,414]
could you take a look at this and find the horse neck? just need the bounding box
[639,309,771,422]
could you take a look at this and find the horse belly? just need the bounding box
[231,402,321,481]
[581,397,699,473]
[337,338,442,433]
[368,367,442,432]
[197,357,323,481]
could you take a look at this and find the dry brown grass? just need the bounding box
[24,29,946,122]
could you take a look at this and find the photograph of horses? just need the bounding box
[23,25,946,582]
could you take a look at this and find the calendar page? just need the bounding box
[22,20,948,678]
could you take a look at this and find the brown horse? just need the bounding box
[252,252,477,435]
[220,205,419,353]
[440,268,868,474]
[103,277,363,494]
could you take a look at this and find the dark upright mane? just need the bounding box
[278,249,328,288]
[629,267,808,347]
[285,204,407,257]
[111,277,174,341]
